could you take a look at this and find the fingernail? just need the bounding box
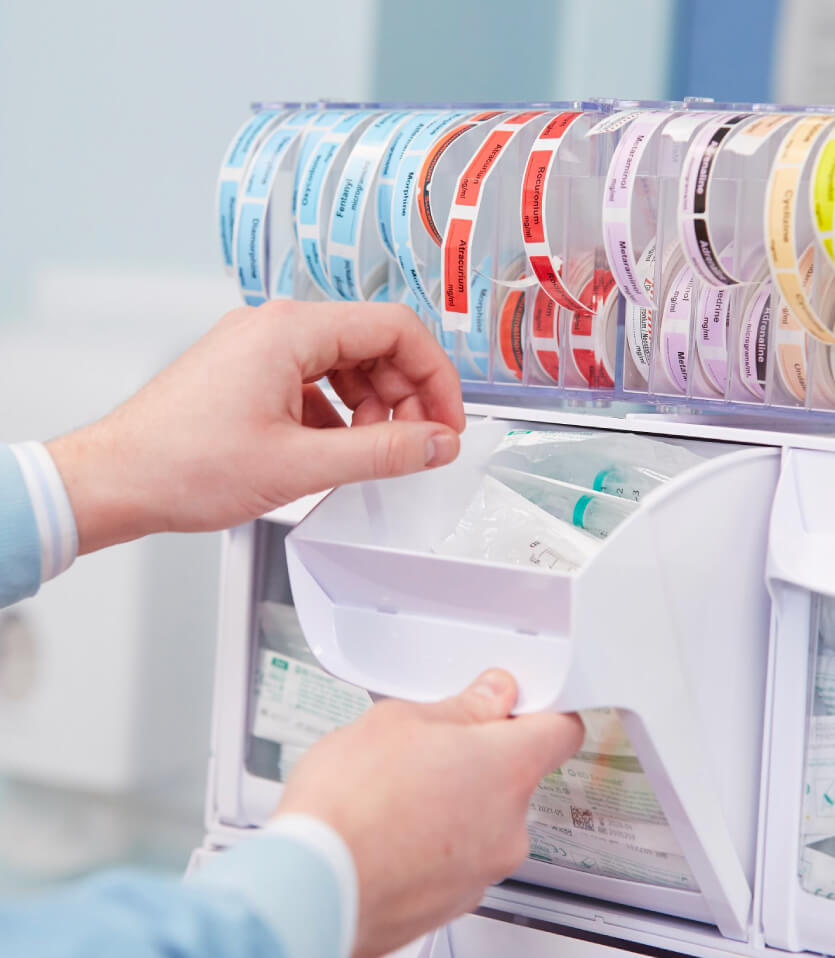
[472,669,511,699]
[425,431,458,468]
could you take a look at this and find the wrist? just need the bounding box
[46,416,166,555]
[265,813,358,958]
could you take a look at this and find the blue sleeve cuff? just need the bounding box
[193,829,351,958]
[0,443,42,608]
[10,442,78,582]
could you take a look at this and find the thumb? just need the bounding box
[281,419,460,492]
[423,669,519,725]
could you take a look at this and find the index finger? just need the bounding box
[274,300,466,433]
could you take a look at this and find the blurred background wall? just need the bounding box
[0,0,831,890]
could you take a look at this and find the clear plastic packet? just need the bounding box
[800,595,835,896]
[800,838,835,898]
[489,429,705,502]
[248,601,372,781]
[435,474,601,573]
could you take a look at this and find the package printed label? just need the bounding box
[527,708,700,891]
[252,650,371,749]
[816,648,835,714]
[801,839,835,899]
[801,712,835,897]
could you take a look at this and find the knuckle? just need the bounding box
[257,298,294,324]
[390,301,420,326]
[373,430,405,478]
[457,693,494,724]
[217,305,253,329]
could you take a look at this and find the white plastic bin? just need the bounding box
[286,421,781,938]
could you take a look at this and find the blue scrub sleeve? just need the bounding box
[0,443,42,607]
[1,828,352,958]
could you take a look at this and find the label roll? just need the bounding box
[765,115,835,345]
[775,243,815,402]
[327,110,412,301]
[678,112,797,290]
[568,270,618,389]
[417,111,506,247]
[296,109,378,298]
[811,132,835,264]
[624,242,656,382]
[494,260,559,383]
[217,108,290,274]
[678,113,755,288]
[738,282,771,399]
[694,245,735,394]
[658,253,696,394]
[401,110,513,324]
[497,285,527,381]
[442,111,550,331]
[232,110,317,306]
[520,112,590,312]
[394,110,479,321]
[376,111,441,260]
[602,110,679,308]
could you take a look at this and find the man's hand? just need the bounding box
[275,670,585,958]
[47,300,466,553]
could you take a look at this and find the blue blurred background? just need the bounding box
[0,0,831,890]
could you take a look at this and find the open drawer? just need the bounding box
[762,448,835,955]
[286,421,781,940]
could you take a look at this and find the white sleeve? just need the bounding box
[264,813,359,957]
[9,441,78,583]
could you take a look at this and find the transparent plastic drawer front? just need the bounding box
[763,448,835,955]
[209,519,372,829]
[286,421,781,938]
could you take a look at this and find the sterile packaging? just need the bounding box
[488,428,704,502]
[527,708,699,891]
[435,474,600,573]
[488,466,637,539]
[247,601,371,783]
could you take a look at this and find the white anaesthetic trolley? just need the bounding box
[193,99,835,957]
